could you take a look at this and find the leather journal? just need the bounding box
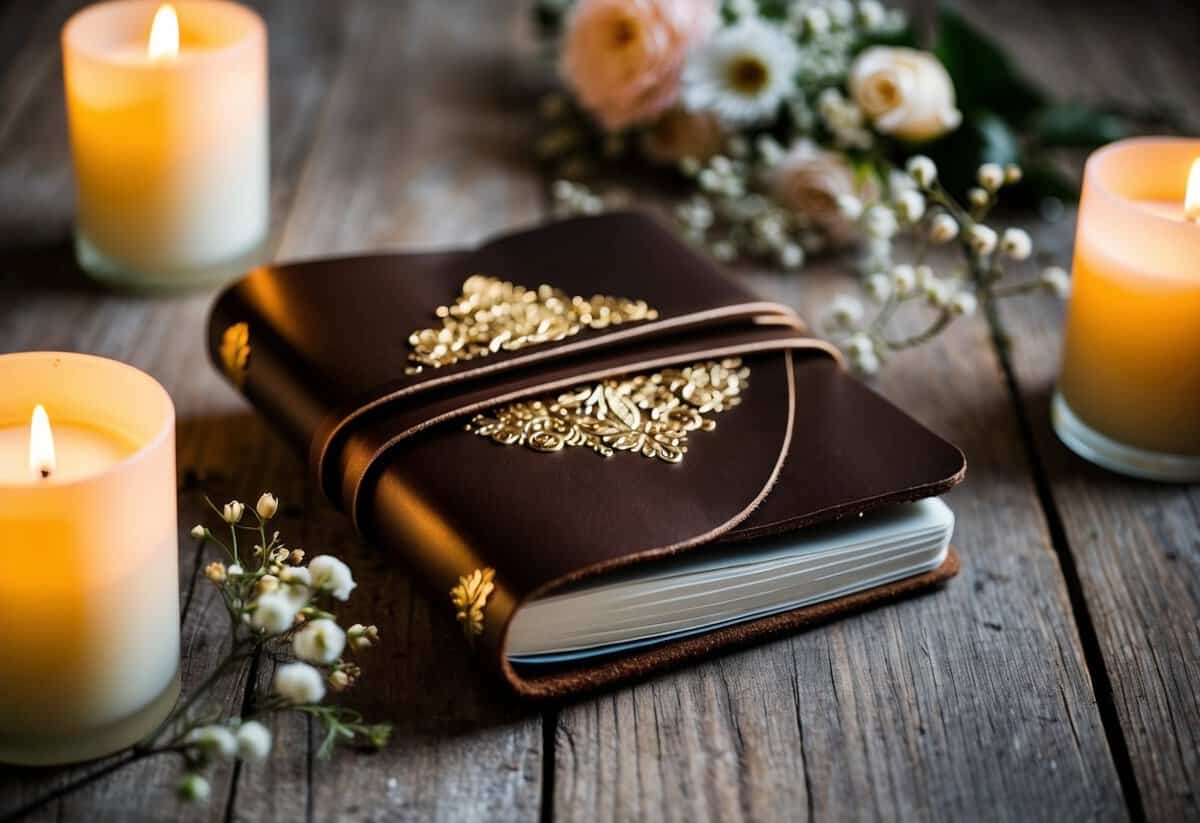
[207,212,965,699]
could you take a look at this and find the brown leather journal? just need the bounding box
[207,212,965,698]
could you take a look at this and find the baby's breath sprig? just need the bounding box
[823,156,1071,374]
[160,492,392,802]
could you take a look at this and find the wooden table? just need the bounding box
[1,1,1197,820]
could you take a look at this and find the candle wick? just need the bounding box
[40,467,51,479]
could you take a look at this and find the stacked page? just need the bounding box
[509,498,954,663]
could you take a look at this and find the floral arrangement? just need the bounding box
[533,0,1169,369]
[11,493,391,815]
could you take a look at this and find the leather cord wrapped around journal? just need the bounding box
[208,212,965,699]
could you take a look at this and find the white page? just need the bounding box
[508,498,954,662]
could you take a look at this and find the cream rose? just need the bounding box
[768,140,879,247]
[561,0,718,132]
[848,47,962,142]
[638,106,726,165]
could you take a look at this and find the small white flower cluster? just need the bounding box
[816,88,872,150]
[551,179,605,217]
[823,156,1069,374]
[172,492,390,803]
[675,146,815,269]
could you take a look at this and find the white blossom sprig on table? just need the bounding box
[821,156,1071,374]
[167,492,392,800]
[8,492,393,819]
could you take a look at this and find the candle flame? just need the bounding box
[147,4,180,61]
[29,405,56,480]
[1186,158,1200,223]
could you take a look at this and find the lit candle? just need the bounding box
[1054,137,1200,481]
[0,353,179,765]
[63,1,268,289]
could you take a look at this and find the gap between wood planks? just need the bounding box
[979,302,1146,823]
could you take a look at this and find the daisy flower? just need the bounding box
[682,19,800,127]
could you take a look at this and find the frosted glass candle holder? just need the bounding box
[0,352,180,765]
[63,0,269,290]
[1053,138,1200,482]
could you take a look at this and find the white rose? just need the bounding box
[250,591,299,635]
[236,721,273,761]
[849,47,962,142]
[273,662,326,705]
[307,555,357,601]
[768,139,880,247]
[292,619,346,665]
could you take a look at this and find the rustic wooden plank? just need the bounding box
[953,1,1200,819]
[0,0,347,819]
[230,1,548,821]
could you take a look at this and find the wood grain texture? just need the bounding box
[951,1,1200,819]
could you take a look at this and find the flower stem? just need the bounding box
[149,648,256,747]
[881,309,954,350]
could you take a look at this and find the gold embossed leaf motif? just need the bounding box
[406,274,659,374]
[450,567,496,642]
[466,358,749,464]
[220,323,251,388]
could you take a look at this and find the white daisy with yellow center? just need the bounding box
[682,19,800,127]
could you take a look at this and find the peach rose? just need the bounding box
[849,47,962,142]
[561,0,718,132]
[769,140,879,246]
[638,106,726,165]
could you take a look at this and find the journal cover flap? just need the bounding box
[208,213,805,456]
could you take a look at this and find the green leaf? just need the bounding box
[934,3,1045,121]
[974,113,1021,165]
[1018,161,1081,203]
[1029,103,1128,148]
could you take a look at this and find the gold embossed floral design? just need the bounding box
[406,274,659,374]
[220,323,251,388]
[466,358,749,464]
[450,567,496,642]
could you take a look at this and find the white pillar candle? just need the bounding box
[0,352,180,766]
[1053,137,1200,481]
[63,1,269,289]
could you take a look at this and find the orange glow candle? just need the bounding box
[1054,137,1200,481]
[0,353,179,765]
[63,1,268,289]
